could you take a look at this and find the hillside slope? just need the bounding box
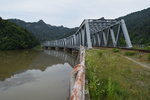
[8,19,78,41]
[118,7,150,46]
[0,18,39,50]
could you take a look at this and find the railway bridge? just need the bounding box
[43,17,132,50]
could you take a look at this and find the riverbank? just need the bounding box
[85,48,150,100]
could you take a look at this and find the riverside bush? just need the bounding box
[112,48,120,53]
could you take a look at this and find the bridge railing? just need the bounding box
[43,18,132,49]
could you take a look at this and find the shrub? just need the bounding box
[112,48,120,53]
[124,51,137,56]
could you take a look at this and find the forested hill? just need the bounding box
[118,7,150,46]
[8,19,78,41]
[0,18,39,50]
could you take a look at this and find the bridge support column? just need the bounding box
[93,35,96,46]
[55,40,57,47]
[79,31,82,45]
[77,34,79,46]
[121,19,132,48]
[85,20,92,48]
[102,31,107,46]
[64,39,66,47]
[97,33,101,46]
[110,28,116,47]
[72,38,73,46]
[79,32,82,46]
[73,35,76,46]
[81,29,85,46]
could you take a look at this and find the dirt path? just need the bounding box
[123,56,150,70]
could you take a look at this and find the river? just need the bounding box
[0,49,76,100]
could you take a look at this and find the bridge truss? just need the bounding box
[43,18,132,49]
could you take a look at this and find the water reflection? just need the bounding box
[0,49,76,100]
[0,50,76,81]
[0,70,39,91]
[44,50,77,66]
[0,63,72,100]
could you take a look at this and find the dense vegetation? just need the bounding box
[8,19,78,41]
[0,18,39,50]
[118,7,150,46]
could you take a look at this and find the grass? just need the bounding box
[86,49,150,100]
[132,45,150,50]
[117,49,150,63]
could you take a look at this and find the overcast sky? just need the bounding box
[0,0,149,27]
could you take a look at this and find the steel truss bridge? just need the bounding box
[43,17,132,49]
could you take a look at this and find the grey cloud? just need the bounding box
[0,0,149,27]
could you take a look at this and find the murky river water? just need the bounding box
[0,49,76,100]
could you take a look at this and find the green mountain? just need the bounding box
[0,17,39,50]
[8,19,78,41]
[118,7,150,46]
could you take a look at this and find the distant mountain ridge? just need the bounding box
[8,19,78,41]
